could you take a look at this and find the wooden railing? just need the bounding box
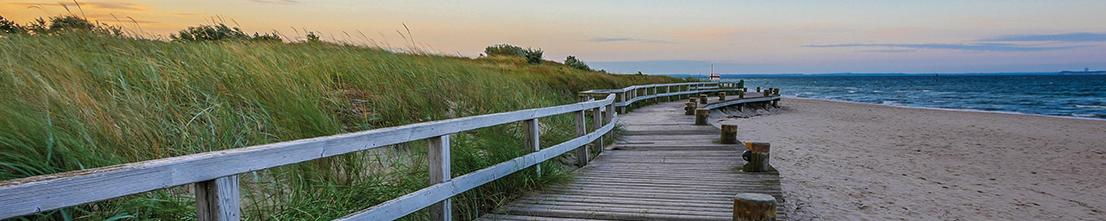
[0,81,745,221]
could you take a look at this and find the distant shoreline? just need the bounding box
[786,96,1106,122]
[665,72,1106,78]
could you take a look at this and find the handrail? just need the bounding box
[0,81,746,221]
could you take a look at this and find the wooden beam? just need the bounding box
[195,175,240,221]
[336,119,617,221]
[427,135,452,221]
[524,119,540,177]
[575,110,589,167]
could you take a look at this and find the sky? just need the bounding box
[3,0,1105,74]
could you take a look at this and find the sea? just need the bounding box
[669,73,1106,120]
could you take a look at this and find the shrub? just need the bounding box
[0,16,23,34]
[306,32,321,43]
[171,24,250,41]
[523,48,543,64]
[47,16,95,32]
[564,56,592,71]
[737,80,745,88]
[484,44,525,57]
[250,32,282,42]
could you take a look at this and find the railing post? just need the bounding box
[524,119,540,177]
[617,92,626,114]
[592,107,603,153]
[196,175,241,221]
[575,109,589,167]
[427,135,452,221]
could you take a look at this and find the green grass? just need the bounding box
[0,33,681,220]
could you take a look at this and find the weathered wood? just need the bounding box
[721,124,738,144]
[739,90,745,99]
[428,135,452,221]
[482,99,786,220]
[195,175,241,221]
[592,108,603,154]
[338,119,616,221]
[685,102,697,115]
[695,108,710,125]
[0,94,616,219]
[743,142,771,172]
[524,119,541,177]
[733,193,777,221]
[719,92,727,101]
[756,87,761,92]
[575,110,589,167]
[699,94,708,104]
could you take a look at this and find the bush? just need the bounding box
[484,44,525,57]
[171,24,250,41]
[306,32,321,43]
[0,16,23,34]
[737,80,745,88]
[523,48,543,64]
[47,16,95,32]
[564,56,591,71]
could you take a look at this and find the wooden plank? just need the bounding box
[335,119,616,221]
[427,135,452,221]
[195,175,240,221]
[0,94,617,219]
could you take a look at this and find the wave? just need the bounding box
[1074,105,1106,109]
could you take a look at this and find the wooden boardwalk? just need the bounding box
[482,95,786,220]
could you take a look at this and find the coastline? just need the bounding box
[784,96,1106,122]
[716,98,1106,220]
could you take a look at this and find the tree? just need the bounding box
[737,80,745,88]
[564,56,592,71]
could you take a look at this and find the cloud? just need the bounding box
[590,37,676,44]
[251,0,299,5]
[982,32,1106,42]
[8,2,146,11]
[803,42,1081,52]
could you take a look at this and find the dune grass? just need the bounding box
[0,33,680,220]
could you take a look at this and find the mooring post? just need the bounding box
[427,135,452,221]
[695,108,709,125]
[721,124,738,144]
[699,94,708,104]
[685,102,697,115]
[719,92,727,101]
[756,87,761,92]
[575,109,589,167]
[743,142,770,172]
[196,175,241,221]
[733,193,777,221]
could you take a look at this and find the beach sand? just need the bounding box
[715,98,1106,220]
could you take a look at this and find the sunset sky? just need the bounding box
[3,0,1105,74]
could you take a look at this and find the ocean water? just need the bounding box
[713,74,1106,120]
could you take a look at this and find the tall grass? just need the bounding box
[0,33,680,220]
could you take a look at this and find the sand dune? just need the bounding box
[716,98,1106,220]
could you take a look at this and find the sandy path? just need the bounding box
[715,98,1106,220]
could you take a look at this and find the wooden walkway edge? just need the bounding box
[482,95,787,220]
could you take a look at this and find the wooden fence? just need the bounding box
[0,81,742,221]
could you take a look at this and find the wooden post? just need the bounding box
[685,102,697,115]
[427,135,452,221]
[774,88,780,96]
[756,87,761,92]
[699,94,708,104]
[733,193,777,221]
[617,92,626,114]
[196,175,241,221]
[524,119,540,177]
[738,90,745,99]
[719,92,727,101]
[721,124,738,144]
[743,142,770,172]
[592,107,603,153]
[575,110,589,167]
[762,90,770,97]
[695,108,709,125]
